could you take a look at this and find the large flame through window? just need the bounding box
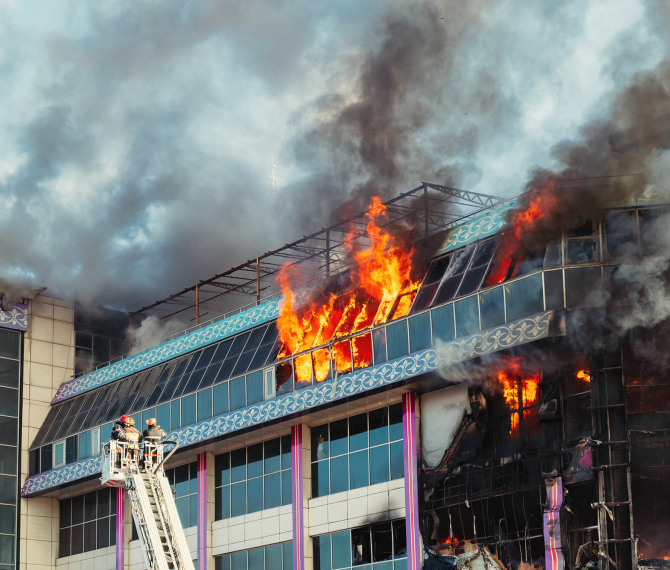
[276,197,420,381]
[495,358,540,437]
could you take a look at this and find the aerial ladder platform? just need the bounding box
[101,438,195,570]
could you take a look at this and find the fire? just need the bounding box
[439,536,460,548]
[276,197,420,375]
[577,370,591,382]
[496,358,539,436]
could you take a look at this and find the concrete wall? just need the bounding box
[211,505,293,556]
[20,294,75,570]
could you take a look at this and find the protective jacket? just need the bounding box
[111,422,127,441]
[143,426,167,440]
[124,425,142,448]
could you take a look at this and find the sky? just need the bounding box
[0,0,667,311]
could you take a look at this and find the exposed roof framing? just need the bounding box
[128,182,505,329]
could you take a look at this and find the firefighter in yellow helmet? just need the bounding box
[122,416,142,462]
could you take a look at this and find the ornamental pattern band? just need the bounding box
[52,299,281,404]
[22,310,555,496]
[0,303,28,332]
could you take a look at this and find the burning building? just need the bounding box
[14,176,670,570]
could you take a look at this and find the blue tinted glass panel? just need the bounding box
[213,382,229,416]
[174,464,189,497]
[199,362,223,390]
[369,445,390,485]
[215,453,230,486]
[171,400,181,430]
[210,339,233,365]
[246,371,263,406]
[281,469,292,506]
[197,389,212,422]
[231,482,246,517]
[266,543,282,570]
[372,327,387,364]
[78,431,91,460]
[247,477,263,513]
[349,413,367,452]
[408,312,432,352]
[231,448,246,483]
[330,455,349,494]
[156,402,170,432]
[248,547,264,570]
[312,424,329,461]
[215,486,230,520]
[369,407,388,447]
[247,443,263,479]
[232,350,256,378]
[505,273,544,322]
[175,497,189,528]
[454,295,479,338]
[480,287,505,330]
[313,534,332,570]
[389,404,402,441]
[232,550,248,570]
[181,394,196,427]
[228,332,251,358]
[431,304,455,342]
[349,450,369,489]
[282,543,293,570]
[264,438,281,474]
[264,472,281,510]
[331,531,352,569]
[330,420,347,457]
[281,435,292,470]
[189,494,197,527]
[386,321,409,360]
[312,461,329,498]
[229,377,246,411]
[390,441,404,480]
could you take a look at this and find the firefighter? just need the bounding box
[111,415,130,441]
[143,418,167,470]
[143,418,167,441]
[123,417,142,462]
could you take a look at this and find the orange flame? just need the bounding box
[276,197,420,372]
[577,370,591,382]
[496,358,539,436]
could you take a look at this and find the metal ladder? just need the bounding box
[126,470,195,570]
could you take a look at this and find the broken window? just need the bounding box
[565,219,599,265]
[457,238,498,297]
[432,245,475,305]
[411,254,452,312]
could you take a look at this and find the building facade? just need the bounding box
[17,181,670,570]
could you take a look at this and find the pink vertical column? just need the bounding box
[116,487,125,570]
[403,392,421,570]
[197,453,207,570]
[291,425,304,570]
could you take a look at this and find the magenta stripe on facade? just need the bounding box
[197,453,207,570]
[116,487,125,570]
[291,425,304,570]
[402,392,421,570]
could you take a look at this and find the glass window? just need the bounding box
[0,360,19,389]
[214,541,293,570]
[78,431,91,460]
[247,371,264,406]
[313,522,408,570]
[197,389,212,422]
[215,438,292,520]
[457,238,496,297]
[432,245,475,305]
[566,219,599,264]
[386,322,409,361]
[431,303,455,343]
[372,328,387,365]
[411,255,452,313]
[166,462,197,528]
[171,399,181,430]
[230,376,246,411]
[213,382,229,416]
[544,270,564,310]
[275,362,294,397]
[59,488,116,557]
[408,312,431,353]
[504,274,543,322]
[479,286,505,329]
[53,441,65,467]
[181,394,196,427]
[454,295,479,338]
[311,405,403,498]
